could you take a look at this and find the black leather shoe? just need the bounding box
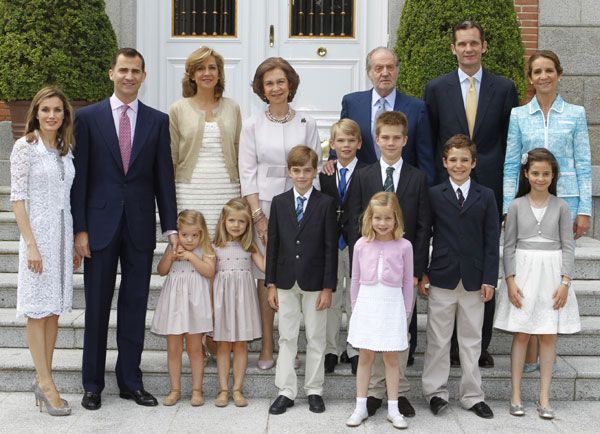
[429,396,449,415]
[349,355,359,375]
[407,354,415,367]
[269,395,294,415]
[340,350,350,363]
[450,351,461,367]
[469,401,494,419]
[119,389,158,406]
[324,353,338,373]
[81,391,101,410]
[366,396,382,416]
[308,394,325,413]
[478,350,495,368]
[398,396,415,417]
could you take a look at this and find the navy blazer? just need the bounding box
[265,188,338,292]
[71,98,177,251]
[427,179,500,291]
[340,89,435,186]
[424,69,519,211]
[348,162,431,278]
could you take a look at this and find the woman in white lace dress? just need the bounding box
[10,87,79,415]
[169,46,242,235]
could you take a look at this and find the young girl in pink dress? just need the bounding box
[212,198,265,407]
[345,192,414,429]
[151,210,216,407]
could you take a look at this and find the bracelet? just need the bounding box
[251,208,263,218]
[560,279,571,288]
[253,212,266,224]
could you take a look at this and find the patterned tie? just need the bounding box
[296,196,306,223]
[372,97,387,159]
[466,76,477,138]
[119,104,132,173]
[457,187,465,208]
[337,167,349,250]
[383,166,395,192]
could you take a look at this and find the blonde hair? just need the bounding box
[330,118,361,143]
[177,209,214,254]
[361,192,405,241]
[214,198,256,252]
[182,46,225,98]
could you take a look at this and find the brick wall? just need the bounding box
[0,103,9,122]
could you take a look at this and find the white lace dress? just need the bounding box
[175,122,240,235]
[10,135,75,318]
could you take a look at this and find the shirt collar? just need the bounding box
[293,186,313,202]
[337,157,358,173]
[529,94,565,115]
[110,94,139,114]
[449,177,471,195]
[458,67,483,84]
[371,88,396,109]
[380,157,403,173]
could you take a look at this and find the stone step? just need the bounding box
[0,160,8,187]
[1,272,599,315]
[1,307,598,357]
[0,187,10,212]
[0,347,597,401]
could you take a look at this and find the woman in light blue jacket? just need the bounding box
[503,50,591,239]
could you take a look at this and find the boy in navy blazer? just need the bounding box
[319,119,367,375]
[419,135,499,419]
[266,145,338,415]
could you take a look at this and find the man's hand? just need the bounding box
[321,159,336,176]
[480,284,494,303]
[418,274,430,297]
[267,285,279,311]
[168,233,179,252]
[74,232,91,258]
[316,288,333,310]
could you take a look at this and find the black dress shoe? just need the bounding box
[324,353,338,374]
[119,389,158,406]
[366,396,382,416]
[269,395,294,415]
[478,350,495,368]
[398,396,415,417]
[407,354,415,367]
[429,396,449,415]
[349,355,359,375]
[340,350,350,363]
[469,401,494,419]
[308,394,325,413]
[450,351,461,367]
[81,391,101,410]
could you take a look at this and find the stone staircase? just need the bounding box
[0,120,599,402]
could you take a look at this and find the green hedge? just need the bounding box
[0,0,117,101]
[396,0,527,99]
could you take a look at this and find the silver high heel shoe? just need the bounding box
[536,402,555,420]
[509,403,525,416]
[34,385,71,416]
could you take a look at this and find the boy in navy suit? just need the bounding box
[419,134,499,419]
[319,119,366,375]
[266,145,338,415]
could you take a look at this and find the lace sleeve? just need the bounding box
[10,138,32,201]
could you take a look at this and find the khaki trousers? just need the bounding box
[422,281,485,409]
[367,286,417,398]
[275,284,327,399]
[325,248,358,358]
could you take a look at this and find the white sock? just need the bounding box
[355,397,368,416]
[388,400,401,417]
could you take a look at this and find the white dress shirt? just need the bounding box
[379,158,403,191]
[449,177,471,201]
[458,67,482,109]
[293,186,314,214]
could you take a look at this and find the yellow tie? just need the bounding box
[466,76,477,138]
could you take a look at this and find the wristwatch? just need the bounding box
[560,279,571,288]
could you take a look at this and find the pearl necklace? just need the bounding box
[265,107,295,124]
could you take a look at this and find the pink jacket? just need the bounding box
[351,237,414,316]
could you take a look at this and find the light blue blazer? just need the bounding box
[503,95,592,217]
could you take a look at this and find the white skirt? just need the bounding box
[347,282,408,351]
[495,249,581,334]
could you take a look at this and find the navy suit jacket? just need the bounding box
[427,179,500,291]
[265,189,338,292]
[71,98,177,251]
[424,69,519,211]
[340,88,435,186]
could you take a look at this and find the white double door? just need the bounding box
[137,0,387,136]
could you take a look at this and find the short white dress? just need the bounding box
[347,253,408,351]
[495,205,581,334]
[151,247,213,335]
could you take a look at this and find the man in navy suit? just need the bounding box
[340,47,435,187]
[72,48,178,410]
[424,21,519,367]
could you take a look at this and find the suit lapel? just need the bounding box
[368,162,384,191]
[447,71,469,134]
[396,163,411,201]
[283,190,297,226]
[322,170,341,203]
[94,99,124,173]
[473,70,495,139]
[298,189,319,233]
[461,181,481,214]
[442,180,461,210]
[129,101,152,170]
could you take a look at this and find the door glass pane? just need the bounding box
[290,0,354,37]
[173,0,236,37]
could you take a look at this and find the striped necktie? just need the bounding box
[296,196,306,223]
[383,166,395,192]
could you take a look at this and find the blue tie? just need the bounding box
[338,168,348,250]
[296,196,306,223]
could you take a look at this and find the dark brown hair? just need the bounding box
[516,148,559,198]
[111,47,145,71]
[375,111,408,137]
[182,46,226,98]
[442,134,477,161]
[527,50,563,78]
[287,145,318,170]
[453,20,485,43]
[251,57,300,103]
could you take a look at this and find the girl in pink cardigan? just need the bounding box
[345,192,414,429]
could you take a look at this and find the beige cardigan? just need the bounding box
[169,96,242,183]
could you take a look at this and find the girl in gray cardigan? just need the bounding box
[495,148,580,420]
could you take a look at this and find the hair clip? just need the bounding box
[521,153,528,165]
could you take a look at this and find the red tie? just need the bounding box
[119,105,132,173]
